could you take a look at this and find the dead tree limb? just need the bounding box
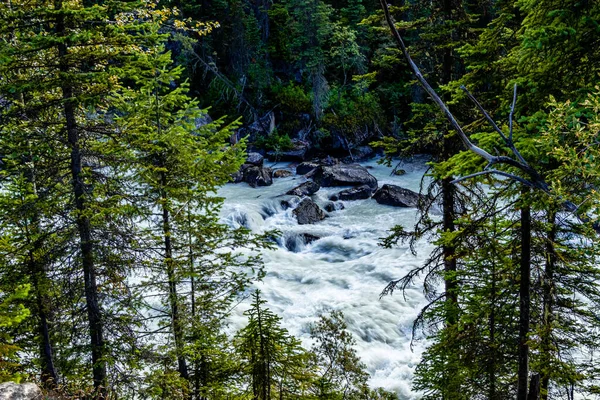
[378,1,550,193]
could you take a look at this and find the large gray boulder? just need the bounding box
[313,164,378,191]
[296,162,319,176]
[286,181,320,197]
[246,152,264,167]
[372,184,423,207]
[293,198,326,225]
[244,166,273,188]
[0,382,42,400]
[329,185,373,201]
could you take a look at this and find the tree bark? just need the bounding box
[55,1,107,393]
[528,373,541,400]
[21,101,58,388]
[540,211,557,400]
[161,172,190,381]
[517,191,531,400]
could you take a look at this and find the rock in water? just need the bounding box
[329,185,373,201]
[372,184,423,207]
[244,166,273,188]
[313,164,378,190]
[293,198,326,225]
[324,201,345,212]
[273,169,292,178]
[286,181,320,197]
[296,162,319,175]
[246,152,264,167]
[0,382,43,399]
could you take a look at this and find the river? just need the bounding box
[218,157,433,399]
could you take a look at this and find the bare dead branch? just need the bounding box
[450,169,535,187]
[379,0,552,195]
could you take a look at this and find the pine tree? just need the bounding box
[235,290,314,399]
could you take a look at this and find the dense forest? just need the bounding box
[0,0,600,399]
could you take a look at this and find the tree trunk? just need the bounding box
[441,0,459,327]
[160,172,190,381]
[540,211,557,400]
[517,192,531,400]
[528,373,541,400]
[30,257,58,387]
[488,248,497,400]
[56,1,107,393]
[22,105,58,388]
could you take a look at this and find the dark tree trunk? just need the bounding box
[31,261,58,387]
[21,105,59,388]
[55,1,107,393]
[441,0,459,327]
[488,252,497,400]
[540,211,557,400]
[528,373,541,400]
[517,193,531,400]
[160,172,189,381]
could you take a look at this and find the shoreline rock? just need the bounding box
[313,164,378,190]
[372,184,424,207]
[286,181,320,197]
[329,185,373,201]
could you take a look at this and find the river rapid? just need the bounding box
[218,158,433,399]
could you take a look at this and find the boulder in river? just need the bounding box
[244,166,273,188]
[273,169,293,178]
[324,201,345,212]
[372,184,423,207]
[313,164,378,191]
[329,185,373,201]
[296,162,319,175]
[286,181,320,197]
[293,198,326,225]
[246,152,264,167]
[0,382,43,400]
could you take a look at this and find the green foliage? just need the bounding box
[254,129,295,153]
[0,285,30,382]
[235,290,314,399]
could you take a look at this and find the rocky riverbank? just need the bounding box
[231,152,427,226]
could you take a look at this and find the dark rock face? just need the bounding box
[273,169,293,178]
[296,162,319,175]
[246,152,264,167]
[313,164,378,190]
[329,185,372,201]
[286,181,320,197]
[319,155,339,166]
[267,139,310,162]
[293,198,326,225]
[324,201,345,212]
[372,184,423,207]
[343,145,375,163]
[244,166,273,188]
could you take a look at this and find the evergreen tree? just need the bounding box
[235,290,314,399]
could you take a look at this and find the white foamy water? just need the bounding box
[218,158,433,399]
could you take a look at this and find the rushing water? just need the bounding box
[218,157,433,399]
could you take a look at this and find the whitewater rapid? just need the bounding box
[218,158,433,399]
